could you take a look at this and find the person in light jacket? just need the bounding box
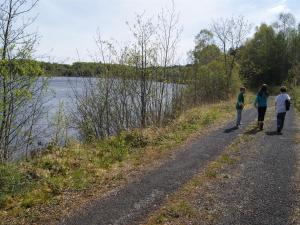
[275,86,291,134]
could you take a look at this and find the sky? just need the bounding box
[28,0,300,64]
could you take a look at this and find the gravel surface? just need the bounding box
[209,108,299,225]
[59,109,257,225]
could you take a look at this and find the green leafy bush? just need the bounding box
[0,164,29,208]
[124,131,149,148]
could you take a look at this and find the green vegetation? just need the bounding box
[39,61,190,83]
[39,61,127,77]
[1,1,300,224]
[239,13,300,87]
[291,87,300,111]
[0,0,46,161]
[0,100,237,224]
[188,13,300,92]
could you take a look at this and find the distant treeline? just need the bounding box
[39,61,119,77]
[39,61,193,83]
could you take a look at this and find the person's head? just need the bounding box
[280,86,287,93]
[240,87,246,94]
[260,84,268,93]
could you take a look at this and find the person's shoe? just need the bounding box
[257,121,261,128]
[259,122,264,130]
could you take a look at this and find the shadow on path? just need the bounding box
[244,126,262,135]
[266,131,282,136]
[224,126,239,133]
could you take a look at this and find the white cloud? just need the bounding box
[268,2,290,15]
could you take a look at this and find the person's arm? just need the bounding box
[237,94,241,103]
[241,94,245,108]
[237,94,243,108]
[254,95,258,108]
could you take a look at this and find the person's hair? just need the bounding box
[240,87,246,92]
[258,84,268,96]
[280,86,287,93]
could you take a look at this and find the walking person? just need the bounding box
[254,84,269,130]
[236,87,246,128]
[275,86,291,134]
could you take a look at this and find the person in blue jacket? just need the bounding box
[254,84,269,130]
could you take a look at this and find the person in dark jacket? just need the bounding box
[254,84,269,130]
[236,87,246,128]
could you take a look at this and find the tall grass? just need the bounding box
[291,87,300,111]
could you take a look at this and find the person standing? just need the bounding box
[275,86,291,134]
[236,87,246,128]
[254,84,269,130]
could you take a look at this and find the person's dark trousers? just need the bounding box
[258,107,267,122]
[277,112,286,133]
[257,106,267,129]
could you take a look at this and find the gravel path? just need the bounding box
[211,108,299,225]
[60,109,257,225]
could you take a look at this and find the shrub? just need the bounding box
[124,131,148,148]
[0,164,29,208]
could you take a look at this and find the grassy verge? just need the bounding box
[291,87,300,111]
[0,97,252,225]
[291,87,300,223]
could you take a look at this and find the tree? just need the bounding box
[154,0,182,125]
[238,13,300,88]
[195,29,214,48]
[0,0,44,161]
[211,16,251,89]
[239,24,286,86]
[71,4,184,140]
[127,13,156,128]
[191,29,221,65]
[273,12,296,36]
[288,22,300,85]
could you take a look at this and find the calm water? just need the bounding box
[44,77,85,116]
[38,77,89,144]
